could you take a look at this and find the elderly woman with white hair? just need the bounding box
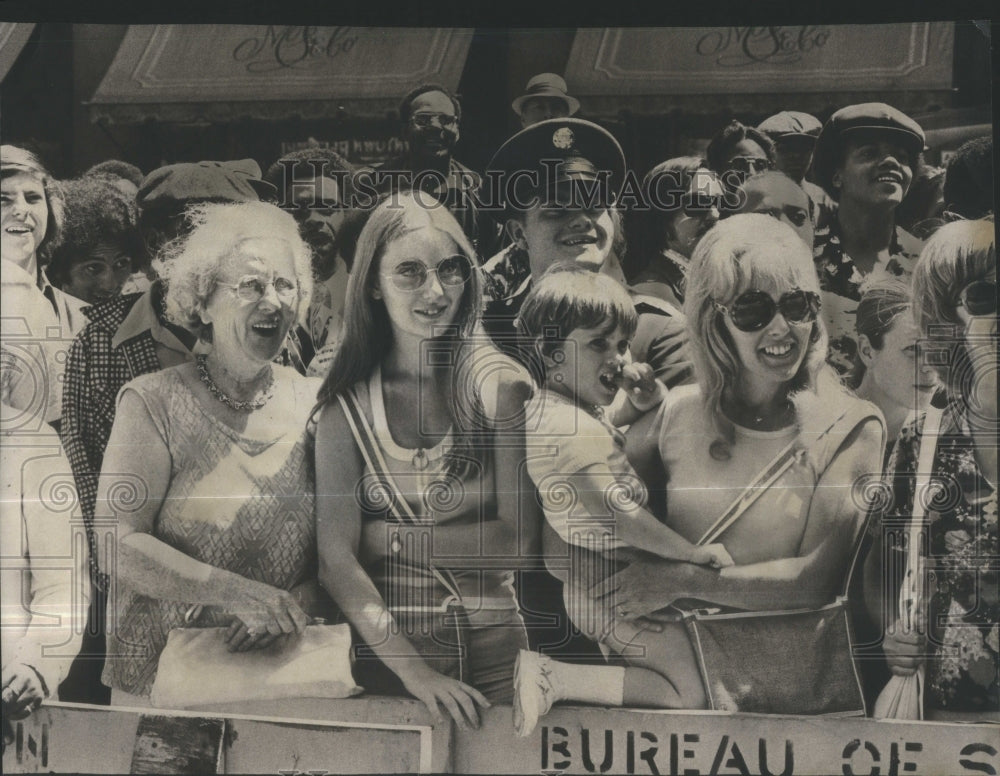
[97,201,322,704]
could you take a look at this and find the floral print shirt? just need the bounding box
[813,218,923,376]
[882,400,999,714]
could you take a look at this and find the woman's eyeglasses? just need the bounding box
[219,275,298,304]
[381,255,472,292]
[956,280,997,317]
[714,289,821,332]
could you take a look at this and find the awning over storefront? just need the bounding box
[914,106,993,152]
[89,25,474,123]
[564,23,956,116]
[0,23,36,83]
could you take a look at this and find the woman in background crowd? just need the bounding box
[46,176,142,306]
[848,276,937,464]
[1,145,89,426]
[630,157,723,311]
[865,218,997,720]
[99,201,325,703]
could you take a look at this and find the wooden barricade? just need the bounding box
[4,698,997,774]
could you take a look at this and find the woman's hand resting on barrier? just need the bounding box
[396,660,491,730]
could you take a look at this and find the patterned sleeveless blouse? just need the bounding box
[103,366,317,696]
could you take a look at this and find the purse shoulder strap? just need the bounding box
[695,438,800,546]
[335,387,463,603]
[697,409,852,547]
[900,405,944,616]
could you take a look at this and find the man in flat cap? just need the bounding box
[58,160,274,705]
[512,73,580,129]
[757,111,835,233]
[810,103,926,376]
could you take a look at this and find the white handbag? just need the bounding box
[150,623,362,709]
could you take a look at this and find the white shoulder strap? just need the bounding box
[900,406,944,619]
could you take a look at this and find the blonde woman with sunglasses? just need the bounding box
[513,214,884,730]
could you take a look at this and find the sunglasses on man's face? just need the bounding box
[727,157,772,175]
[956,280,997,317]
[381,255,472,292]
[714,289,821,332]
[411,112,459,130]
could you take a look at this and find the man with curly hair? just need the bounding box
[46,176,142,306]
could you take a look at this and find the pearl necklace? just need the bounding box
[196,354,275,412]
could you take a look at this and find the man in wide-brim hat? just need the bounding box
[512,73,580,129]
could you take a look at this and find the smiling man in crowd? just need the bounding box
[375,83,498,258]
[265,147,356,353]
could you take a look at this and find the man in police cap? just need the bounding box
[482,117,692,388]
[757,110,835,233]
[481,118,692,667]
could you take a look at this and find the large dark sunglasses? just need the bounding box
[714,289,820,332]
[411,112,459,130]
[956,280,997,317]
[381,255,471,292]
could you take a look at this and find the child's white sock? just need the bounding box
[550,660,626,706]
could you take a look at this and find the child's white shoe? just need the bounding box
[512,650,556,737]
